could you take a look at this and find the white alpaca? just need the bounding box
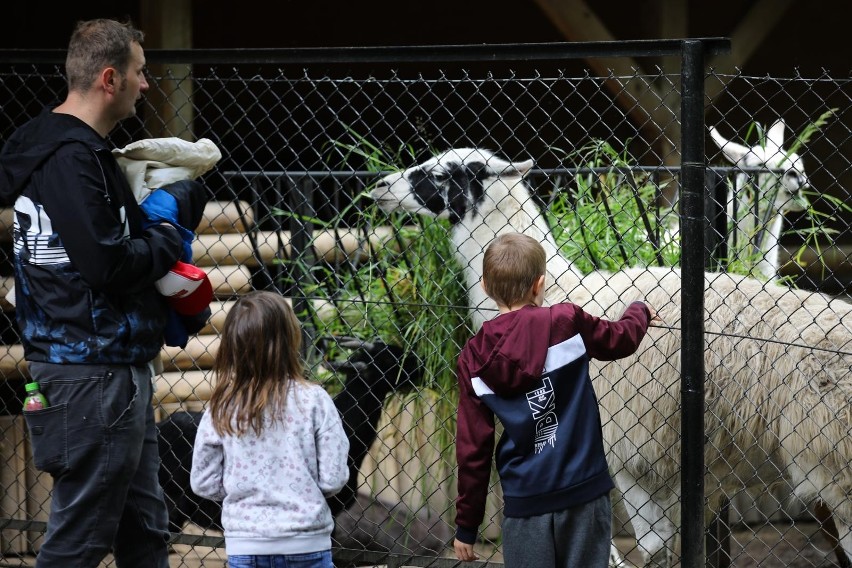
[371,148,852,567]
[709,120,809,282]
[662,120,808,284]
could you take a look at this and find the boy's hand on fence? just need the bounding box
[647,305,663,326]
[454,538,478,562]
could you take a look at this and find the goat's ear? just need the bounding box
[710,126,749,164]
[485,155,534,176]
[511,159,534,175]
[766,120,786,150]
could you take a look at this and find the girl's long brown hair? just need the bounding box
[208,291,306,437]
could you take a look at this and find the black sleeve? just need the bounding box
[41,150,183,293]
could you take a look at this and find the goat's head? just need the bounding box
[323,336,422,396]
[371,148,534,224]
[709,120,809,214]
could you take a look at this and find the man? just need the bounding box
[0,19,203,567]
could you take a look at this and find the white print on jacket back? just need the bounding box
[528,378,558,453]
[13,195,70,265]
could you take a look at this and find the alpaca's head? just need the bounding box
[371,148,534,224]
[709,120,809,213]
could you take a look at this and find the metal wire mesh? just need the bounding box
[0,44,851,568]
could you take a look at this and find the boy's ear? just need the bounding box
[533,275,545,295]
[480,278,487,293]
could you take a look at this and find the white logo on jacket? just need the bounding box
[527,378,558,453]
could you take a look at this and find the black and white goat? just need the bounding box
[156,338,452,558]
[371,148,852,568]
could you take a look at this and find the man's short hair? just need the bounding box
[482,233,546,307]
[65,19,144,92]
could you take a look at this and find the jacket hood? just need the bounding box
[465,305,552,397]
[0,109,104,205]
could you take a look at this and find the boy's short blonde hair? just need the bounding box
[482,233,546,307]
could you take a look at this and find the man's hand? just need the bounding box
[454,538,478,562]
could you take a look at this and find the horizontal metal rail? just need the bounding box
[0,38,730,65]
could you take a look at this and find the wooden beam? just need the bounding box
[139,0,195,139]
[657,0,688,203]
[533,0,665,138]
[706,0,796,102]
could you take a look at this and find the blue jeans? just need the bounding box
[228,551,333,568]
[24,362,170,568]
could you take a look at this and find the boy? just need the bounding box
[453,233,658,567]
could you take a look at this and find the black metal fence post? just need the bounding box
[288,175,318,359]
[680,38,707,568]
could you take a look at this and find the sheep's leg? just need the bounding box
[608,542,630,567]
[615,472,676,568]
[821,505,852,568]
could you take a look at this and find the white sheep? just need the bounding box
[371,148,852,567]
[709,119,809,282]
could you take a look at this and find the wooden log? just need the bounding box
[0,208,12,244]
[0,266,252,312]
[154,370,215,404]
[208,265,253,297]
[202,300,231,334]
[197,200,254,234]
[0,276,14,312]
[0,201,255,243]
[0,336,218,379]
[201,297,336,334]
[0,297,339,381]
[0,344,27,380]
[155,364,338,405]
[161,334,219,371]
[193,225,403,267]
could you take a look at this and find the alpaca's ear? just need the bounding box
[766,120,786,151]
[511,159,534,175]
[710,126,749,163]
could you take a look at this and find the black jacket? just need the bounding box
[0,107,184,364]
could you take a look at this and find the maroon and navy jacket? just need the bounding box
[454,301,652,544]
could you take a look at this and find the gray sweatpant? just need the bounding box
[501,493,612,568]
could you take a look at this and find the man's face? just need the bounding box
[114,41,149,120]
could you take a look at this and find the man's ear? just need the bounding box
[101,67,118,94]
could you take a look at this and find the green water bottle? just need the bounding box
[23,381,48,411]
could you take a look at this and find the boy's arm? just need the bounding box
[578,301,653,361]
[455,357,496,546]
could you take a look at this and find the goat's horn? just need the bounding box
[326,360,369,373]
[331,336,366,349]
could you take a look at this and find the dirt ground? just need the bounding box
[0,521,846,567]
[609,522,848,568]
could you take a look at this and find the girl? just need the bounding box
[191,291,349,568]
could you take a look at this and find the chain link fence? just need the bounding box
[1,41,851,567]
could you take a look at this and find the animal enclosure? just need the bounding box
[1,42,851,568]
